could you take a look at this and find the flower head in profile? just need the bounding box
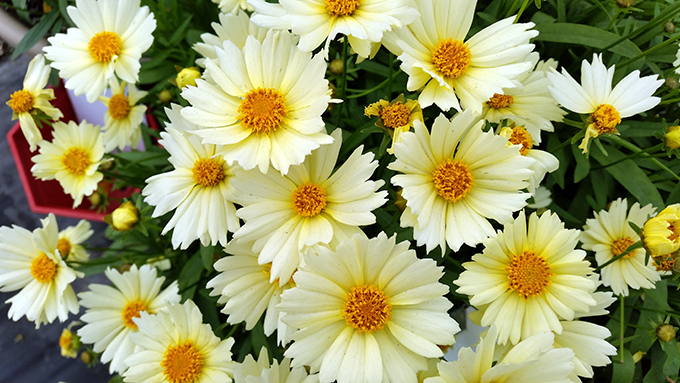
[123,299,236,383]
[77,264,180,374]
[59,326,82,358]
[581,198,658,296]
[455,210,597,345]
[181,31,333,174]
[57,219,93,262]
[382,0,538,113]
[547,53,663,153]
[213,0,253,14]
[0,214,80,328]
[31,120,105,208]
[365,94,423,154]
[642,203,680,257]
[279,233,460,383]
[43,0,156,102]
[6,54,63,151]
[100,79,148,152]
[234,346,317,383]
[143,104,240,250]
[389,111,535,252]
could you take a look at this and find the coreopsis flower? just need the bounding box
[497,126,559,194]
[100,79,148,152]
[546,53,663,153]
[234,347,317,383]
[213,0,253,14]
[580,198,658,296]
[43,0,156,102]
[554,320,616,381]
[123,300,236,383]
[104,201,139,232]
[77,264,180,374]
[0,213,79,328]
[642,204,680,257]
[389,111,535,253]
[31,120,105,208]
[364,94,423,154]
[59,327,82,358]
[480,55,566,144]
[143,104,240,250]
[425,327,574,383]
[57,219,93,262]
[181,30,333,174]
[279,233,460,383]
[248,0,418,60]
[6,54,63,151]
[206,240,294,345]
[381,0,538,113]
[232,128,387,286]
[455,210,597,345]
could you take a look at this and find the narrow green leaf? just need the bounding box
[199,245,214,271]
[178,254,203,292]
[534,23,643,58]
[58,0,74,27]
[12,10,60,59]
[572,145,590,183]
[168,15,193,47]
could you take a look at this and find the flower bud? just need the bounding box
[329,59,344,75]
[175,67,201,89]
[642,204,680,257]
[657,324,676,342]
[59,329,81,359]
[665,77,679,90]
[104,201,139,232]
[81,350,93,364]
[616,0,634,7]
[158,89,172,103]
[88,192,103,207]
[665,126,680,150]
[665,20,676,34]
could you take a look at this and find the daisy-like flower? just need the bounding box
[0,213,79,328]
[425,326,574,383]
[455,210,597,345]
[554,320,616,381]
[547,53,663,153]
[181,30,333,174]
[6,54,63,151]
[248,0,418,60]
[206,239,294,345]
[213,0,253,14]
[232,128,387,286]
[389,111,535,253]
[235,347,318,383]
[364,94,423,155]
[279,233,460,383]
[31,120,105,208]
[642,204,680,257]
[43,0,156,103]
[77,264,180,374]
[581,198,659,296]
[194,11,269,68]
[123,299,236,383]
[381,0,538,113]
[143,104,240,250]
[100,79,148,152]
[57,219,93,262]
[480,55,567,144]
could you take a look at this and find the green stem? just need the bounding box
[600,1,680,52]
[660,97,680,105]
[334,39,349,128]
[562,118,585,129]
[513,0,532,23]
[606,136,680,181]
[549,138,573,154]
[620,295,625,363]
[590,143,666,170]
[346,72,400,99]
[617,33,680,68]
[505,0,521,18]
[594,241,644,271]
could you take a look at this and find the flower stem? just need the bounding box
[606,136,680,181]
[620,294,625,363]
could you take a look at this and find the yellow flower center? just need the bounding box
[59,330,73,349]
[57,238,72,259]
[342,284,391,333]
[612,236,636,259]
[191,158,225,187]
[88,31,122,63]
[590,104,621,135]
[122,300,148,329]
[507,126,532,156]
[238,88,287,134]
[379,101,411,129]
[668,223,679,242]
[486,93,514,109]
[325,0,360,16]
[9,90,34,113]
[108,94,131,120]
[432,159,474,202]
[161,342,204,383]
[292,182,327,217]
[30,253,57,284]
[506,250,554,300]
[431,39,471,79]
[653,256,675,272]
[61,148,91,175]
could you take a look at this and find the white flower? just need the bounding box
[279,233,460,383]
[57,219,93,262]
[547,53,663,152]
[213,0,253,14]
[234,347,318,383]
[382,0,538,113]
[554,320,616,381]
[0,214,79,328]
[100,79,148,152]
[389,111,535,252]
[77,264,180,374]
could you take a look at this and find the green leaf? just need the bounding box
[178,254,204,293]
[199,245,215,271]
[643,345,667,383]
[12,10,60,59]
[612,348,635,383]
[168,15,193,47]
[534,23,643,58]
[660,339,680,380]
[645,279,671,311]
[572,145,590,183]
[58,0,74,27]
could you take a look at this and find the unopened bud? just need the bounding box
[657,324,676,342]
[665,77,679,90]
[88,192,102,207]
[329,59,344,75]
[666,126,680,150]
[616,0,634,7]
[118,263,131,273]
[665,21,676,34]
[80,351,93,364]
[175,67,201,89]
[104,201,139,232]
[158,89,172,103]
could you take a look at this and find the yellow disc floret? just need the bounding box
[122,300,148,329]
[9,90,34,114]
[161,342,204,383]
[108,94,131,120]
[431,39,472,79]
[486,93,514,109]
[432,159,474,202]
[88,31,123,63]
[325,0,360,16]
[292,182,327,217]
[506,250,554,299]
[61,148,91,175]
[507,126,533,156]
[342,284,391,333]
[590,104,621,135]
[238,88,287,134]
[612,236,636,259]
[192,158,225,187]
[380,101,411,129]
[30,252,57,284]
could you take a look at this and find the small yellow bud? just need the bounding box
[665,77,679,90]
[81,351,93,364]
[158,89,172,103]
[665,126,680,150]
[118,263,132,273]
[616,0,634,7]
[104,201,139,232]
[665,20,676,34]
[175,67,201,89]
[59,329,81,359]
[88,192,102,207]
[329,59,344,75]
[632,351,644,363]
[657,324,676,342]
